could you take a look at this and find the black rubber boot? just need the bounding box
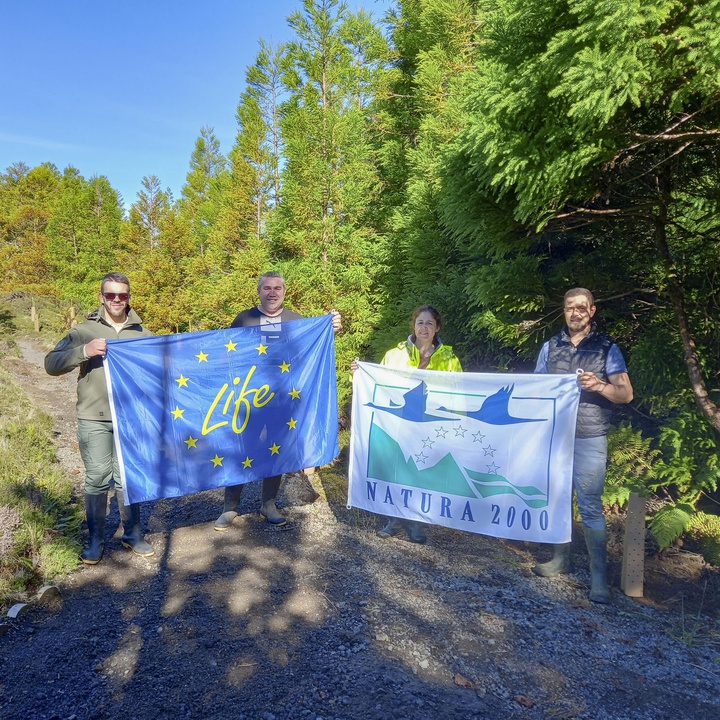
[405,520,427,544]
[81,492,107,565]
[584,527,611,604]
[214,484,244,531]
[116,489,155,557]
[260,475,286,525]
[532,543,573,577]
[376,517,403,539]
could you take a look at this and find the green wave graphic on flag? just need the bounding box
[465,468,548,509]
[367,422,476,498]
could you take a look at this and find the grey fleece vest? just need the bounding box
[547,326,614,438]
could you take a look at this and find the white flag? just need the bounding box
[348,362,581,543]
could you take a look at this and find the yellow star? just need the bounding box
[176,374,189,388]
[184,436,198,449]
[196,351,209,363]
[256,344,268,355]
[225,340,237,352]
[287,418,297,430]
[279,361,291,373]
[269,443,281,455]
[242,456,253,469]
[171,406,185,420]
[289,388,301,400]
[211,454,224,467]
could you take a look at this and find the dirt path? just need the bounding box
[1,338,719,720]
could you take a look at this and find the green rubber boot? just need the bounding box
[81,492,107,565]
[532,543,573,577]
[116,489,155,557]
[584,527,611,604]
[376,517,403,539]
[260,475,286,525]
[405,520,427,544]
[214,484,244,531]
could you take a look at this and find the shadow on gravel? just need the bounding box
[1,480,719,720]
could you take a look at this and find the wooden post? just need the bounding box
[33,313,40,333]
[621,492,645,597]
[69,306,77,326]
[30,305,36,321]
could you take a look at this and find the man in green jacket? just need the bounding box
[45,272,155,564]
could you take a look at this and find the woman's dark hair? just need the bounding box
[410,305,442,339]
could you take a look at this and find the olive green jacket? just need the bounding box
[44,307,152,421]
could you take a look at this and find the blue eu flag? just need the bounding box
[105,315,339,504]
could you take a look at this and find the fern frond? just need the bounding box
[649,503,696,550]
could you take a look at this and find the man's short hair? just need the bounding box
[257,271,286,290]
[564,287,594,306]
[101,272,131,293]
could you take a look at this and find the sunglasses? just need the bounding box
[102,292,130,302]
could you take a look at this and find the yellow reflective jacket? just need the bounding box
[380,339,462,372]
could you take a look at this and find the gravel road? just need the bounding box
[1,338,718,720]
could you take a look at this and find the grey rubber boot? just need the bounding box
[81,492,107,565]
[260,475,286,525]
[214,484,244,531]
[532,543,573,577]
[116,489,155,557]
[376,517,403,539]
[584,527,611,604]
[405,520,427,544]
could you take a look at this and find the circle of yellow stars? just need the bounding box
[171,340,300,469]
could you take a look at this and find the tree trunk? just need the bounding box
[654,192,720,433]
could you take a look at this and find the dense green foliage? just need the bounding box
[1,0,719,550]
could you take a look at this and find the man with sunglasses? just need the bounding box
[532,288,633,604]
[45,272,155,564]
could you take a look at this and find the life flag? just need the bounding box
[348,362,581,543]
[105,315,339,504]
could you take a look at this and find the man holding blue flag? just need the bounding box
[532,288,633,603]
[45,272,155,564]
[214,271,342,530]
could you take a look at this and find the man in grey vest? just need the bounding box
[532,288,633,603]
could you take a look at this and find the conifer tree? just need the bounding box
[436,0,720,502]
[0,162,60,294]
[46,169,123,308]
[127,175,173,252]
[269,0,390,402]
[179,126,227,257]
[441,0,720,426]
[245,40,287,206]
[372,0,483,361]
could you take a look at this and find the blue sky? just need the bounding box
[0,0,392,208]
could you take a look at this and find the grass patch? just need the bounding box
[0,362,82,613]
